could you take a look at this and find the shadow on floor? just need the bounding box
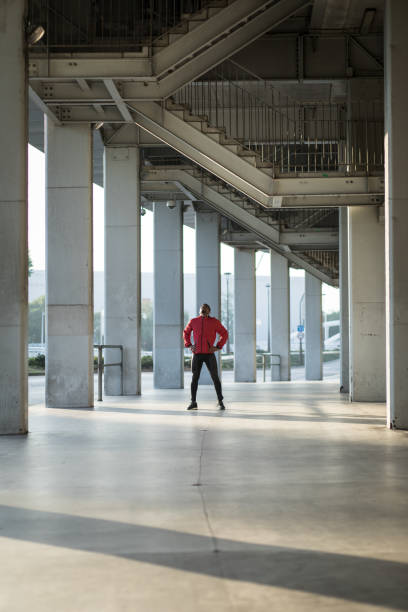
[88,405,386,426]
[0,505,406,609]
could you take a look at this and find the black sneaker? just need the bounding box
[217,401,225,410]
[187,401,198,410]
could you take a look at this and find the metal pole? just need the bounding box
[97,345,103,401]
[225,272,231,353]
[263,354,266,382]
[120,346,124,396]
[266,283,270,353]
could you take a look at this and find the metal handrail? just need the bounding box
[94,344,123,402]
[174,59,384,175]
[256,353,281,382]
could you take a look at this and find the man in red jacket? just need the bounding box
[183,303,228,410]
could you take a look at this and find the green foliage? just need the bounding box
[326,311,340,321]
[141,299,153,351]
[28,353,45,369]
[141,355,153,370]
[28,295,45,343]
[94,312,101,344]
[28,252,34,278]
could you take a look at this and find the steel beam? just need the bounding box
[142,167,335,285]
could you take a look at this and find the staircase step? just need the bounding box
[222,143,241,154]
[184,113,208,122]
[186,120,205,130]
[181,7,209,21]
[168,22,189,35]
[202,124,226,134]
[153,34,169,47]
[206,132,222,143]
[166,100,188,111]
[238,151,258,166]
[208,6,225,17]
[169,33,185,44]
[188,19,207,32]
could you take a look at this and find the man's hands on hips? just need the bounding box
[189,345,220,353]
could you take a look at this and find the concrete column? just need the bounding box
[196,210,220,384]
[385,0,408,429]
[46,120,93,408]
[305,273,322,381]
[153,201,184,388]
[234,249,256,382]
[339,207,350,393]
[104,146,141,395]
[0,0,28,434]
[270,251,290,381]
[348,206,385,402]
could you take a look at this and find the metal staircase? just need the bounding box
[141,161,339,285]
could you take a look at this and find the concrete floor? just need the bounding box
[1,376,408,611]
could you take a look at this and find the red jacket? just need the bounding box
[183,316,228,354]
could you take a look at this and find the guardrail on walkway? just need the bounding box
[94,344,124,402]
[256,353,281,382]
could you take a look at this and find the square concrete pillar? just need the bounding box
[234,249,256,382]
[0,0,28,433]
[339,207,350,393]
[153,201,184,389]
[46,120,94,408]
[385,0,408,429]
[104,146,141,395]
[305,273,322,381]
[348,206,385,402]
[195,210,221,384]
[270,251,290,381]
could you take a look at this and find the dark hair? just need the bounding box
[200,303,211,312]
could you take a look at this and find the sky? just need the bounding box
[28,145,339,312]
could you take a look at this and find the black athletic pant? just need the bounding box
[191,353,223,402]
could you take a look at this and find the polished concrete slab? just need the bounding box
[1,376,408,611]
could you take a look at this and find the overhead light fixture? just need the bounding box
[166,200,176,209]
[141,207,147,216]
[27,25,45,45]
[94,121,104,130]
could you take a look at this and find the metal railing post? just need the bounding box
[93,344,124,402]
[120,346,124,396]
[97,345,103,402]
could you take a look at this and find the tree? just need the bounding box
[28,251,34,278]
[141,298,153,351]
[94,312,101,344]
[28,295,45,343]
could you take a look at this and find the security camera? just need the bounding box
[166,200,176,210]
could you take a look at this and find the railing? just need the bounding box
[94,344,123,402]
[256,353,281,382]
[28,0,219,53]
[174,59,384,175]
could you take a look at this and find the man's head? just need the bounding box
[199,303,211,317]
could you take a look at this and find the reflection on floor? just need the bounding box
[3,377,408,611]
